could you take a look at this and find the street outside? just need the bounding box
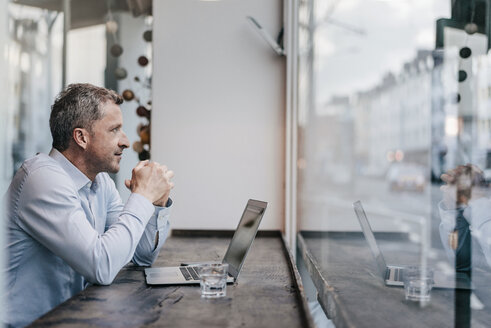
[299,174,452,251]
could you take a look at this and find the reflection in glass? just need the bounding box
[7,4,62,174]
[297,0,490,326]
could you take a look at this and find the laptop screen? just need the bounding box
[223,199,267,278]
[353,201,388,278]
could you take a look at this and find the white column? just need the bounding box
[284,0,299,254]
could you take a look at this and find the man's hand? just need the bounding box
[440,164,486,208]
[152,169,174,207]
[124,160,174,205]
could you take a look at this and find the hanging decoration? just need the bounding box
[136,105,151,119]
[127,21,153,160]
[132,49,152,160]
[110,44,123,57]
[105,1,153,161]
[138,55,149,67]
[143,30,152,42]
[122,89,135,101]
[106,20,118,34]
[114,67,128,80]
[106,1,126,81]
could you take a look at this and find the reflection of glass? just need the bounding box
[403,266,434,302]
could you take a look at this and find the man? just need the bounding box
[3,84,174,327]
[438,164,491,270]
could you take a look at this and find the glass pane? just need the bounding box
[7,4,62,174]
[297,0,491,326]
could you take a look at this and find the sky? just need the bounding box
[310,0,451,108]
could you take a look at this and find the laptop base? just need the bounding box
[384,265,473,290]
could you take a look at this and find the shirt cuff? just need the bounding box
[438,200,458,228]
[156,197,172,208]
[126,193,155,221]
[147,198,172,229]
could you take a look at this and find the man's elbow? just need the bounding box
[86,269,118,286]
[132,253,156,267]
[133,259,153,267]
[95,276,114,286]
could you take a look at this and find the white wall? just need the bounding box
[152,0,285,230]
[67,25,106,86]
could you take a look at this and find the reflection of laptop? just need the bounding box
[144,199,267,285]
[353,200,472,289]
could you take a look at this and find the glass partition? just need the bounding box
[7,3,63,174]
[297,0,491,326]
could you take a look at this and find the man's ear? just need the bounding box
[73,128,90,150]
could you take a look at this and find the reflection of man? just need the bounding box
[4,84,174,327]
[438,164,491,269]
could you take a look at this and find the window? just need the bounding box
[296,0,491,326]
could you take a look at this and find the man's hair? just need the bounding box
[49,83,123,151]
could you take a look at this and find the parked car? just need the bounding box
[386,163,426,192]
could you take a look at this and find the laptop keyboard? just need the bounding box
[386,267,403,282]
[179,266,200,281]
[179,265,235,281]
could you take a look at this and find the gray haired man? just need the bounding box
[4,83,174,327]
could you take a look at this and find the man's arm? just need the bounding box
[105,174,172,266]
[438,200,459,264]
[132,204,171,265]
[464,198,491,268]
[439,164,491,269]
[16,166,154,285]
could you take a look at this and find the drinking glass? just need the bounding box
[197,263,229,298]
[403,267,434,302]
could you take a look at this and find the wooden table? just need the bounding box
[298,231,491,328]
[29,231,314,328]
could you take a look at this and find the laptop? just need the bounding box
[353,200,472,289]
[144,199,267,285]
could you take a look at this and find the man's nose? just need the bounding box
[120,131,130,149]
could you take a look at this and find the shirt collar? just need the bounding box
[49,148,91,191]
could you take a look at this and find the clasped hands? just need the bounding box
[440,164,487,209]
[125,160,175,207]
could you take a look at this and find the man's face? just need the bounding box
[85,101,129,175]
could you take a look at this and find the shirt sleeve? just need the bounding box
[438,200,458,264]
[104,175,172,266]
[16,166,154,285]
[132,204,172,266]
[439,198,491,269]
[464,198,491,268]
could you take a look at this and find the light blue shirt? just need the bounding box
[439,198,491,269]
[3,149,171,327]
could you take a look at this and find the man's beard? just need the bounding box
[86,149,121,175]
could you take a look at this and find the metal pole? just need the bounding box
[62,0,70,88]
